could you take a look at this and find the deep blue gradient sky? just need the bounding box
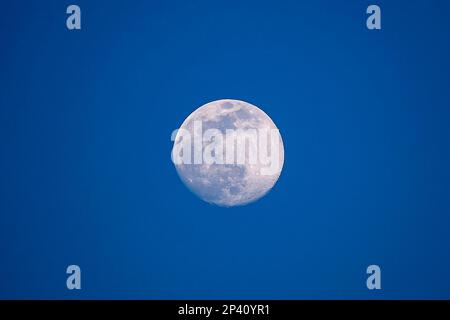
[1,0,450,299]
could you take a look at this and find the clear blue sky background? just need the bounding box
[1,0,450,299]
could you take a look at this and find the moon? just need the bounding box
[172,99,284,207]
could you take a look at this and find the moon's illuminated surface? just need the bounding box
[172,99,284,207]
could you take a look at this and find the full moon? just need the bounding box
[172,99,284,207]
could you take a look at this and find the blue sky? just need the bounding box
[1,0,450,299]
